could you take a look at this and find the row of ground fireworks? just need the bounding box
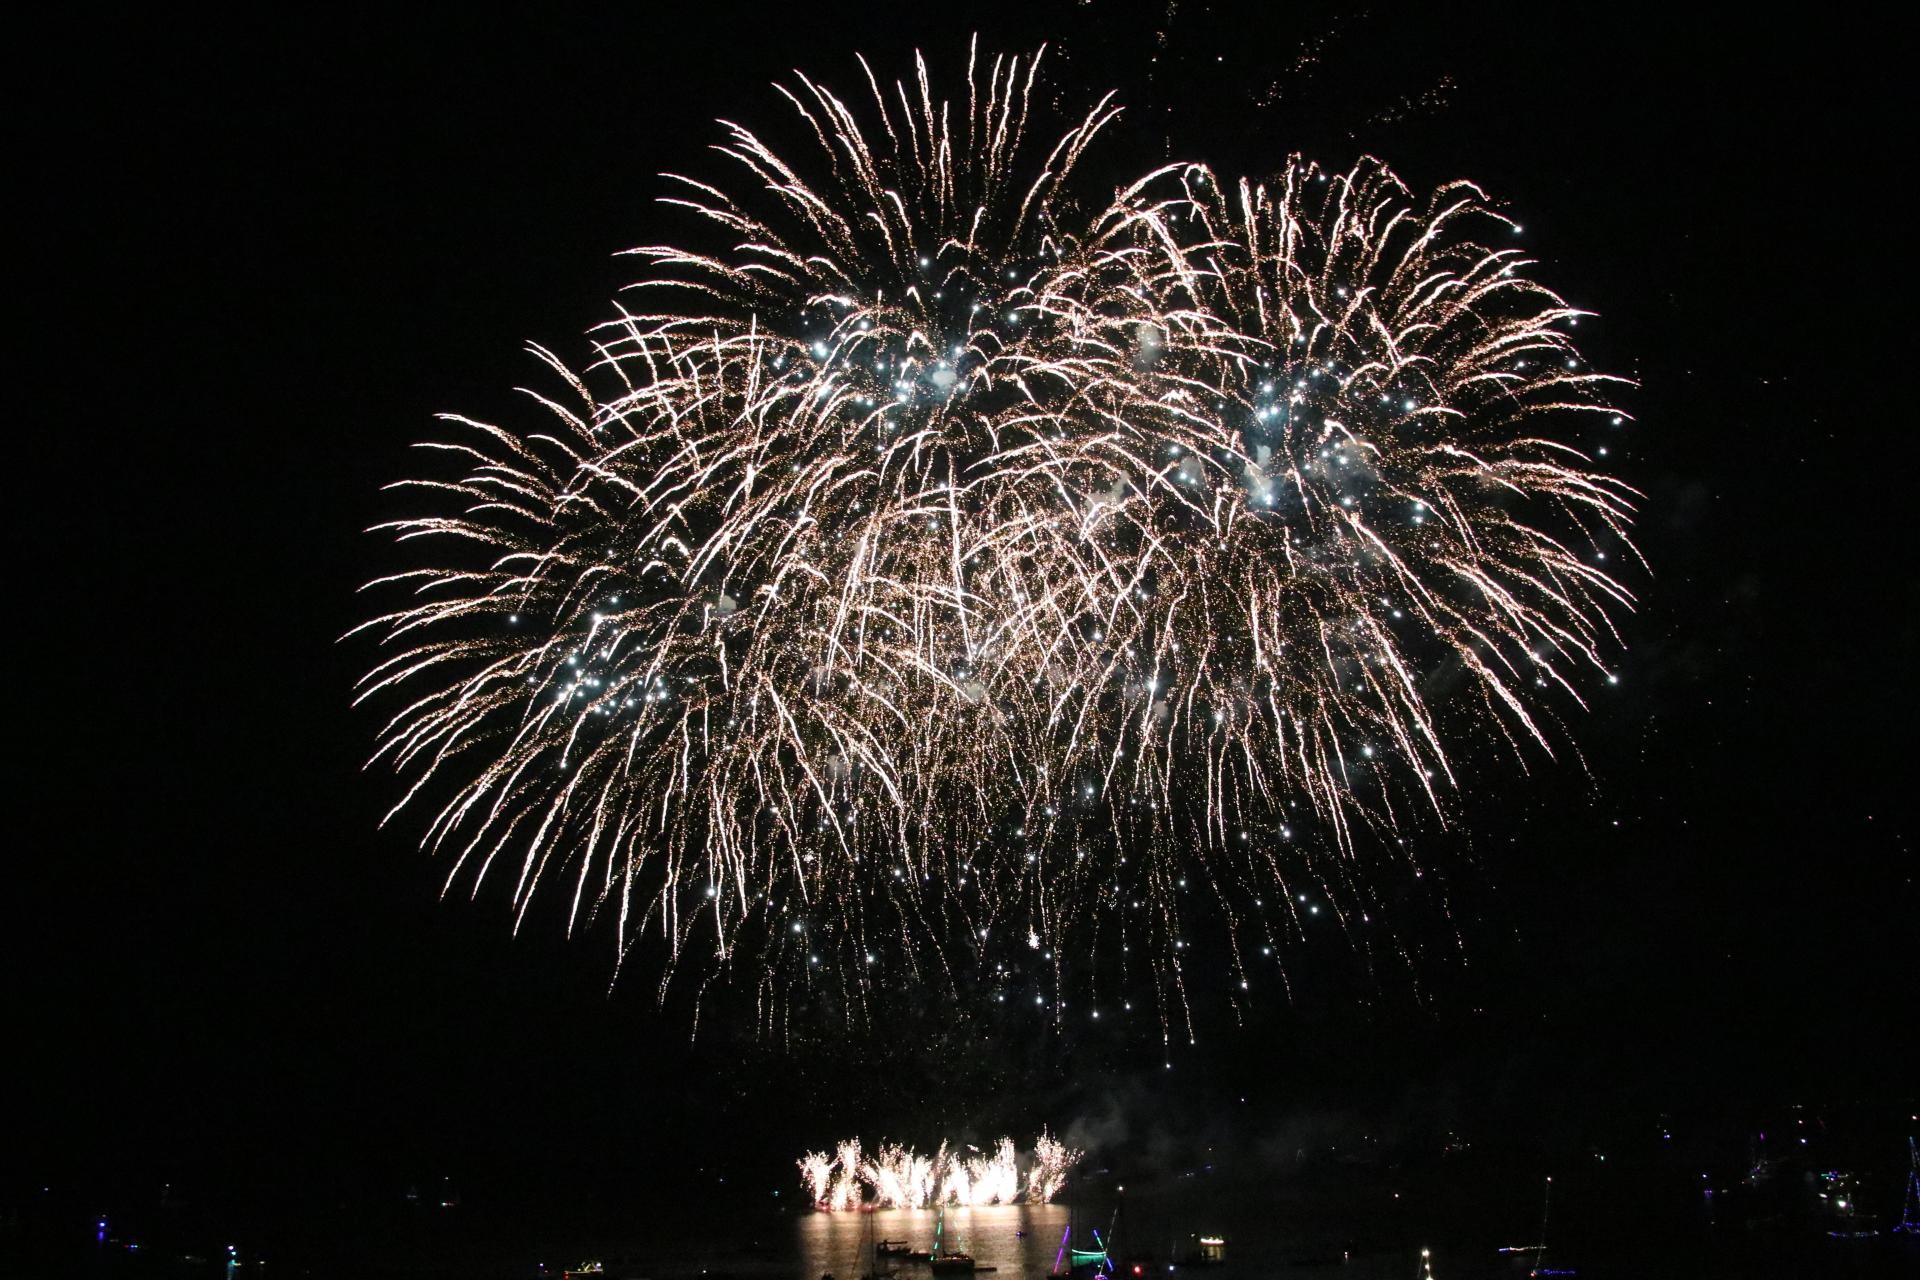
[800,1133,1081,1209]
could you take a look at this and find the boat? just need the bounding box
[1047,1199,1118,1279]
[1522,1176,1577,1280]
[927,1204,992,1274]
[562,1258,650,1280]
[1048,1248,1110,1279]
[1179,1236,1225,1266]
[857,1198,901,1280]
[1895,1137,1920,1234]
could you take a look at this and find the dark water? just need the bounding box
[797,1205,1077,1278]
[785,1205,1409,1280]
[20,1169,1919,1279]
[545,1200,1919,1280]
[587,1203,1417,1280]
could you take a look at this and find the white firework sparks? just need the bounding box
[798,1131,1080,1209]
[355,43,1638,1038]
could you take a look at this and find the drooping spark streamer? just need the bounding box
[355,43,1637,1038]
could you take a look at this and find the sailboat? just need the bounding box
[1494,1177,1553,1271]
[858,1197,896,1280]
[1047,1192,1116,1279]
[1893,1136,1919,1235]
[927,1203,983,1274]
[1525,1176,1561,1280]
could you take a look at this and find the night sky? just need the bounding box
[11,0,1911,1243]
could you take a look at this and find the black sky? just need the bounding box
[10,0,1912,1223]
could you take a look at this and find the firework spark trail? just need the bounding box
[830,1138,865,1212]
[1025,1130,1076,1205]
[800,1149,836,1207]
[799,1132,1079,1209]
[355,42,1638,1038]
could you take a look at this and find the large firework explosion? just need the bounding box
[354,44,1637,1042]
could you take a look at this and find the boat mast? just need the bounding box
[1094,1202,1118,1275]
[1532,1176,1552,1278]
[1897,1136,1920,1234]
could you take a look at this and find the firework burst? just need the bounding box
[797,1131,1079,1209]
[354,43,1637,1040]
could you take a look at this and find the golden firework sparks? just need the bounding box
[353,43,1638,1042]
